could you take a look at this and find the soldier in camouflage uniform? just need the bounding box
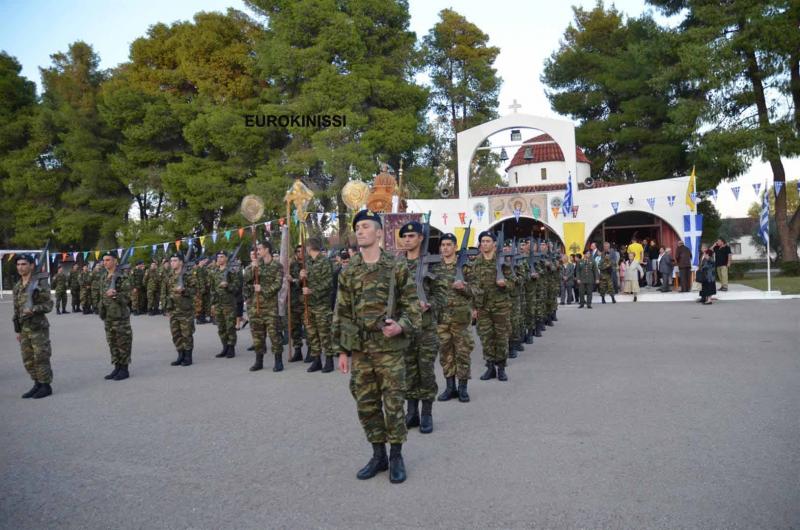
[69,265,81,312]
[144,261,160,315]
[164,253,197,367]
[472,231,513,382]
[299,237,335,373]
[503,240,524,358]
[399,221,445,433]
[158,259,170,315]
[243,241,284,372]
[91,262,104,314]
[13,254,54,399]
[433,233,474,403]
[211,250,242,358]
[518,239,536,345]
[53,265,69,314]
[598,252,616,304]
[130,261,145,315]
[80,264,93,314]
[287,246,306,362]
[332,210,421,484]
[544,243,560,325]
[193,258,210,324]
[576,250,599,308]
[98,252,133,380]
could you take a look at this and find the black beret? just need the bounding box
[477,231,496,242]
[399,221,423,237]
[101,251,117,259]
[352,209,382,230]
[339,249,350,260]
[215,250,228,258]
[14,253,35,264]
[504,239,514,246]
[136,260,144,265]
[170,252,184,261]
[440,233,457,244]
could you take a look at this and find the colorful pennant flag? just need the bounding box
[94,250,100,260]
[72,252,78,261]
[83,251,89,261]
[611,202,619,214]
[551,207,560,218]
[646,197,656,211]
[667,195,676,206]
[162,242,169,252]
[265,222,271,232]
[731,186,740,200]
[151,244,157,255]
[211,232,218,243]
[199,236,206,246]
[709,189,718,201]
[513,208,521,222]
[316,213,324,223]
[225,230,232,241]
[494,211,502,220]
[238,228,245,239]
[753,183,761,196]
[458,212,465,224]
[330,212,337,222]
[774,181,783,198]
[176,239,181,250]
[117,248,123,257]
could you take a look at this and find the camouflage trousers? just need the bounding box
[80,287,92,310]
[55,290,67,312]
[104,318,132,365]
[146,285,159,312]
[306,303,332,357]
[20,324,53,384]
[404,325,439,401]
[437,318,473,380]
[525,283,537,328]
[92,289,101,312]
[169,313,195,352]
[510,293,523,341]
[194,291,210,318]
[215,303,237,346]
[535,282,546,321]
[350,351,407,445]
[288,303,304,344]
[547,279,558,315]
[476,301,511,366]
[248,308,282,356]
[598,275,613,295]
[71,287,80,309]
[131,288,141,313]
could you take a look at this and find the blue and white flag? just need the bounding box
[667,195,676,206]
[709,189,718,201]
[759,183,770,246]
[151,244,157,255]
[774,181,783,198]
[753,183,761,196]
[117,248,123,258]
[731,186,740,200]
[562,173,573,217]
[611,201,619,214]
[683,214,704,267]
[646,197,656,211]
[162,242,169,252]
[330,212,338,222]
[211,232,218,243]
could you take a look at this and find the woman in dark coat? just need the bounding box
[699,249,716,305]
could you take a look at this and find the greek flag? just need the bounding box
[562,173,573,216]
[683,214,703,267]
[759,183,770,246]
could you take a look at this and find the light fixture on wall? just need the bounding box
[510,129,521,141]
[628,195,634,205]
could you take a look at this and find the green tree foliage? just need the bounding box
[422,8,502,197]
[697,199,721,244]
[747,181,799,260]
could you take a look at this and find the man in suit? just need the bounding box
[658,247,674,292]
[675,241,692,292]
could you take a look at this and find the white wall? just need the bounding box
[505,161,590,187]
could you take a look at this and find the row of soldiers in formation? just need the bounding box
[11,210,565,484]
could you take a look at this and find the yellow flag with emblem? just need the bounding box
[685,166,696,212]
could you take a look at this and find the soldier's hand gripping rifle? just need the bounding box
[495,226,506,283]
[22,239,51,313]
[222,242,244,283]
[414,211,433,306]
[110,241,136,291]
[176,241,195,290]
[455,221,472,283]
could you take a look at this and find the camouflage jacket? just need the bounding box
[53,271,68,292]
[470,253,512,309]
[242,259,283,315]
[144,267,160,289]
[598,256,614,278]
[131,267,145,290]
[210,266,242,307]
[13,277,53,332]
[331,250,421,354]
[305,253,333,306]
[79,270,92,288]
[163,267,197,316]
[430,259,473,325]
[404,254,447,329]
[68,270,81,290]
[98,269,131,321]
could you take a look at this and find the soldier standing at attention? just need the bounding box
[399,221,445,433]
[69,264,81,313]
[13,254,54,399]
[472,231,512,382]
[144,261,160,316]
[164,253,197,367]
[80,264,93,314]
[332,210,420,484]
[299,237,335,373]
[211,250,242,358]
[91,262,104,314]
[158,259,170,315]
[598,251,616,304]
[503,239,523,358]
[243,241,284,372]
[576,250,599,309]
[287,245,306,363]
[433,233,474,403]
[193,258,210,324]
[131,261,145,315]
[53,264,69,314]
[98,252,133,381]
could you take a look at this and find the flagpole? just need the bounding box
[766,181,772,293]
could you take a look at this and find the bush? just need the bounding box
[780,260,800,277]
[729,261,758,280]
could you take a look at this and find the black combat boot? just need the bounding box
[32,383,52,399]
[22,382,41,399]
[171,350,185,366]
[611,294,616,303]
[457,380,470,402]
[225,345,236,358]
[247,345,255,351]
[389,444,406,484]
[303,349,313,363]
[321,355,334,373]
[307,355,322,372]
[356,443,388,480]
[104,364,120,380]
[479,362,496,380]
[181,349,193,366]
[552,311,558,321]
[405,399,420,428]
[250,353,264,371]
[419,400,433,434]
[546,317,554,326]
[216,344,228,358]
[113,365,130,381]
[61,304,69,314]
[534,321,543,337]
[273,353,284,372]
[508,341,517,359]
[524,329,534,344]
[289,346,303,362]
[437,377,457,401]
[601,295,606,304]
[497,364,508,382]
[56,307,61,315]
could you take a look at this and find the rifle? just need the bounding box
[455,221,472,282]
[223,242,244,283]
[23,239,51,312]
[495,226,506,282]
[414,211,433,305]
[110,241,136,291]
[176,241,195,290]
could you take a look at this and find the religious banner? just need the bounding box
[563,222,585,256]
[454,226,475,249]
[382,212,423,254]
[488,193,548,223]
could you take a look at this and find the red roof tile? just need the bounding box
[504,133,590,172]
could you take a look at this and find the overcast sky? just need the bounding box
[1,0,797,218]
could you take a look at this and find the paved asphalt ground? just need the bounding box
[1,299,798,529]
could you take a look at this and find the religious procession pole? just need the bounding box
[284,179,315,346]
[241,195,265,318]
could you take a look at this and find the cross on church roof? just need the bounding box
[508,99,522,113]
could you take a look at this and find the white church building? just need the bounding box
[405,112,699,257]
